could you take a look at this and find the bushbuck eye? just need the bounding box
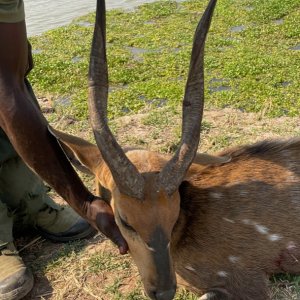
[119,214,136,232]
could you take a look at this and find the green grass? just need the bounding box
[88,251,131,273]
[28,0,300,121]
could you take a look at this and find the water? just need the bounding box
[25,0,166,36]
[230,25,246,33]
[274,18,284,25]
[291,44,300,51]
[209,78,231,93]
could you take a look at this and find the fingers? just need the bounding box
[95,210,128,254]
[111,228,129,255]
[92,199,128,254]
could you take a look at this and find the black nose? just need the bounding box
[156,288,176,300]
[148,288,176,300]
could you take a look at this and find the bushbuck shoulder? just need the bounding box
[50,0,300,299]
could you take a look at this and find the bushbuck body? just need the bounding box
[50,0,300,299]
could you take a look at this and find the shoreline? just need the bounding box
[28,0,299,121]
[26,0,185,37]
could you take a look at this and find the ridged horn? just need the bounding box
[158,0,217,195]
[88,0,145,199]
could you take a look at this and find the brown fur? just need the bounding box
[172,138,300,299]
[49,126,300,300]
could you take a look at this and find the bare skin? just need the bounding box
[0,21,128,254]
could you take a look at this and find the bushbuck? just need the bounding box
[50,0,300,299]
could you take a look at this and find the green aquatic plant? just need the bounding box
[29,0,300,120]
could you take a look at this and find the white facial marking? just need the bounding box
[217,271,228,277]
[145,243,156,252]
[228,255,239,263]
[255,224,269,235]
[223,217,235,223]
[268,234,282,242]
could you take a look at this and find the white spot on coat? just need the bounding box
[268,234,282,242]
[210,192,222,199]
[228,256,239,263]
[287,241,297,250]
[241,219,283,242]
[217,271,228,277]
[255,224,269,235]
[239,191,248,196]
[242,219,254,225]
[223,217,235,223]
[185,265,196,272]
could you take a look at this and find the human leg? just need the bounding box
[0,126,95,300]
[0,196,33,300]
[0,128,95,240]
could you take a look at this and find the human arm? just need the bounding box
[0,21,128,254]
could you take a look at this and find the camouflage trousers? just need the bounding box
[0,81,59,246]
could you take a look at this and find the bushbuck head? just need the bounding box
[52,0,217,299]
[88,0,216,298]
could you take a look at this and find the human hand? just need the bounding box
[86,197,128,254]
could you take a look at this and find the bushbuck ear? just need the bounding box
[193,153,231,166]
[48,126,101,176]
[184,153,231,181]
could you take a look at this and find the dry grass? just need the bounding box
[113,107,300,153]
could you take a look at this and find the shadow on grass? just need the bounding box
[14,226,95,299]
